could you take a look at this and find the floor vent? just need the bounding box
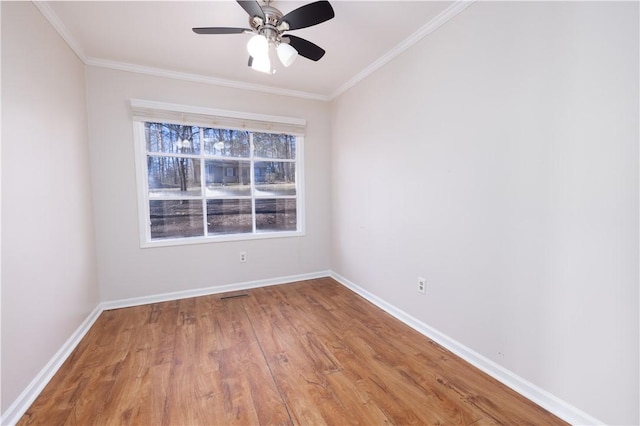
[219,294,249,300]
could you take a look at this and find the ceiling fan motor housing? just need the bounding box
[251,5,289,45]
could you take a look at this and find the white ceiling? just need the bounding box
[40,1,462,100]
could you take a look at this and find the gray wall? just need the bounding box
[330,2,638,424]
[1,1,100,412]
[85,67,332,301]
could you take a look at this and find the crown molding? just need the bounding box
[328,0,476,100]
[84,57,330,101]
[32,1,87,63]
[32,0,329,101]
[33,0,474,103]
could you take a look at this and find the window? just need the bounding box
[132,100,305,247]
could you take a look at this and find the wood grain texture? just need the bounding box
[19,278,566,425]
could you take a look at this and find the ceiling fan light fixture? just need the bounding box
[194,0,335,72]
[247,34,268,58]
[277,42,298,67]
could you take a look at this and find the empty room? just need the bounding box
[2,1,638,425]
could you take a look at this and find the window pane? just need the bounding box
[205,160,251,196]
[207,200,252,235]
[148,156,201,198]
[253,133,296,159]
[254,161,296,196]
[150,200,203,239]
[203,128,250,158]
[256,199,296,232]
[145,123,200,155]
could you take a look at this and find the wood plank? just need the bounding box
[263,280,482,425]
[18,278,567,426]
[242,286,354,425]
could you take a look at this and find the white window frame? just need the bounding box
[131,100,306,248]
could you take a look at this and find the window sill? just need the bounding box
[140,230,305,249]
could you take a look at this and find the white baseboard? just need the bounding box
[1,270,331,425]
[2,270,602,426]
[100,270,331,311]
[329,271,604,426]
[1,305,103,426]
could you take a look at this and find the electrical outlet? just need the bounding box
[239,251,247,263]
[418,277,426,294]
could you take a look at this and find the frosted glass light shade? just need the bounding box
[277,43,298,67]
[251,54,271,74]
[247,34,268,58]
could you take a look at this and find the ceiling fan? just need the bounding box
[193,0,335,74]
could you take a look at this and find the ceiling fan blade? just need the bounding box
[279,1,334,31]
[237,0,265,20]
[193,27,251,34]
[284,35,326,61]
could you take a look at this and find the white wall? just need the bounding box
[1,1,99,413]
[330,2,638,425]
[85,67,332,301]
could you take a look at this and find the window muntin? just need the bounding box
[135,121,303,246]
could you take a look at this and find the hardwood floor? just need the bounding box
[19,278,566,425]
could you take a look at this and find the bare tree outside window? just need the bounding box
[146,123,201,198]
